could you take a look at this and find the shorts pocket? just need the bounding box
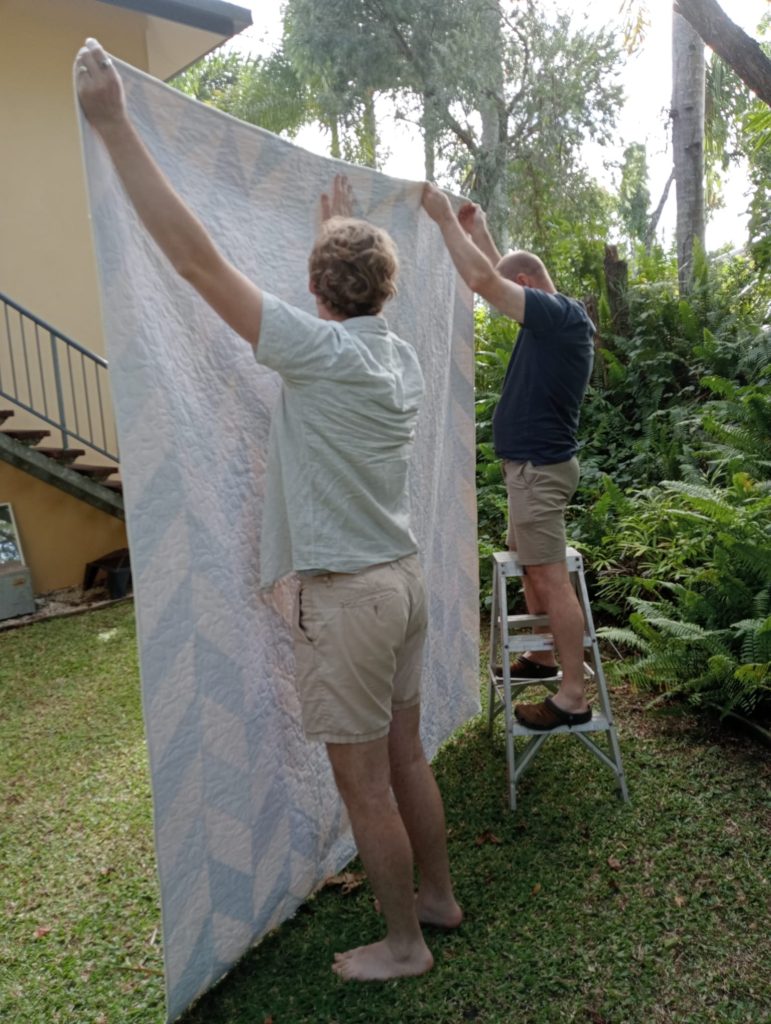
[296,585,325,644]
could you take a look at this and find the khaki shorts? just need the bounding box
[292,554,427,744]
[502,457,580,565]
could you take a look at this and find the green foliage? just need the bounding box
[704,41,771,268]
[171,51,313,138]
[474,305,517,604]
[617,143,651,244]
[590,478,771,720]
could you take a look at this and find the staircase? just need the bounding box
[0,291,123,519]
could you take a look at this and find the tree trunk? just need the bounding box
[603,245,630,338]
[583,293,607,385]
[329,117,341,160]
[361,90,378,168]
[472,0,509,250]
[421,91,436,181]
[672,10,705,295]
[674,0,771,107]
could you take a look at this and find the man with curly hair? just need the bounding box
[77,38,460,983]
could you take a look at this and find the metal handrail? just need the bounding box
[0,290,118,462]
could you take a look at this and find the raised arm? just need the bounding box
[76,38,263,348]
[458,202,502,265]
[421,184,524,324]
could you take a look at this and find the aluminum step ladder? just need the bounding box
[488,547,629,810]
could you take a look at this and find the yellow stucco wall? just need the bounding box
[1,0,230,348]
[0,0,151,352]
[0,461,127,593]
[0,0,238,592]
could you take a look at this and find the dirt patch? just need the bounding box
[0,585,132,631]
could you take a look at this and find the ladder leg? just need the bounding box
[495,563,518,810]
[571,556,630,803]
[487,565,500,735]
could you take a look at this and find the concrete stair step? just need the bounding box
[70,464,117,481]
[34,447,87,464]
[3,428,51,445]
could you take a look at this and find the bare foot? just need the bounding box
[374,893,463,930]
[332,939,434,981]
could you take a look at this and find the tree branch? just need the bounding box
[673,0,771,107]
[645,166,675,252]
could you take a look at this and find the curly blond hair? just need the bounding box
[309,217,399,318]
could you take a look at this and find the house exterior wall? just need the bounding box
[0,461,127,593]
[1,0,229,353]
[0,0,244,593]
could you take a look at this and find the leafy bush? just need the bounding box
[594,477,771,719]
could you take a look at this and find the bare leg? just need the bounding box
[326,737,433,981]
[388,705,462,928]
[525,561,588,712]
[519,565,558,669]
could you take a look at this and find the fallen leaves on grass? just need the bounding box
[323,870,366,895]
[474,830,503,845]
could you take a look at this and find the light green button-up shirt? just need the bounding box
[254,292,425,588]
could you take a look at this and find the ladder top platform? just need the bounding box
[493,547,584,574]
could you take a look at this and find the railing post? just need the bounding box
[49,331,68,451]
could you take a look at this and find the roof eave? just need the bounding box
[96,0,252,37]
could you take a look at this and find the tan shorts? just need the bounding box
[502,457,580,565]
[292,554,427,744]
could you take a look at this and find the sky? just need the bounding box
[232,0,769,249]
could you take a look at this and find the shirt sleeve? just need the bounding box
[523,289,592,336]
[255,292,356,384]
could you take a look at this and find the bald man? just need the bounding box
[422,185,595,731]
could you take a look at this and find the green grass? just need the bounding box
[1,603,770,1024]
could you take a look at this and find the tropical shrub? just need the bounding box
[593,477,771,720]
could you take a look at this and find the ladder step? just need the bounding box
[506,633,594,651]
[507,613,550,628]
[494,547,584,574]
[510,711,612,736]
[491,666,561,683]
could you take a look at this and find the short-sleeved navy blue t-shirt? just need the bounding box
[492,288,595,465]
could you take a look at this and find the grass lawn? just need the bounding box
[1,601,769,1024]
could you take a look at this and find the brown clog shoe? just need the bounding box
[514,696,592,731]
